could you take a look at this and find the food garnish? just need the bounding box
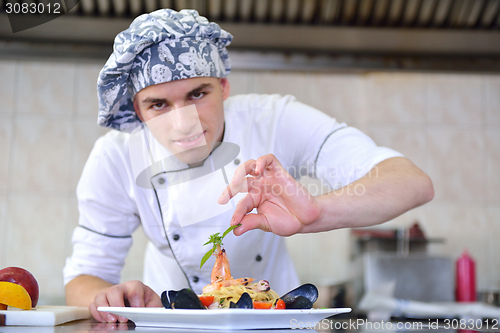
[200,224,240,269]
[275,298,286,309]
[253,301,273,309]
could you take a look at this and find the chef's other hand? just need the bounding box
[89,280,162,323]
[218,154,321,236]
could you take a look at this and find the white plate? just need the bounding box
[97,306,351,329]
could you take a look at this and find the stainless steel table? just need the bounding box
[0,319,466,333]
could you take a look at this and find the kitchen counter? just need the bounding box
[0,318,468,333]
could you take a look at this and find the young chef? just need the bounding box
[64,9,434,322]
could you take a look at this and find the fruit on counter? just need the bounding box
[0,267,39,307]
[0,281,32,310]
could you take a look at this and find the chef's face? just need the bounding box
[133,77,230,166]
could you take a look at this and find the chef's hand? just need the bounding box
[89,280,162,323]
[218,154,321,236]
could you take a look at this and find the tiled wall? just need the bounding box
[0,59,499,305]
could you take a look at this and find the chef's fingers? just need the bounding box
[104,286,129,322]
[89,301,109,323]
[234,212,269,236]
[126,289,145,308]
[254,154,282,176]
[230,193,260,229]
[219,176,255,205]
[144,288,163,308]
[234,159,257,179]
[92,292,117,323]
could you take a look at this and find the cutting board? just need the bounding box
[0,306,90,326]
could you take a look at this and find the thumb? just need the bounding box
[234,214,270,236]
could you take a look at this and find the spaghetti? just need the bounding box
[201,282,280,308]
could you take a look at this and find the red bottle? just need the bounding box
[455,250,476,302]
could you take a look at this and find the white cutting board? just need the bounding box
[0,305,90,326]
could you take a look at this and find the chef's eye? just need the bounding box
[191,92,205,100]
[151,102,167,110]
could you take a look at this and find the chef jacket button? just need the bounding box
[255,254,262,262]
[158,177,165,185]
[234,159,240,165]
[193,276,199,283]
[173,234,180,241]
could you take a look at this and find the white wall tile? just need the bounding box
[365,73,427,124]
[16,61,75,117]
[252,71,310,104]
[285,233,312,283]
[309,229,351,285]
[285,230,351,286]
[3,195,69,300]
[426,128,486,201]
[75,62,104,116]
[485,207,500,290]
[428,74,485,126]
[420,201,489,290]
[0,195,6,266]
[69,120,110,192]
[486,76,500,127]
[486,130,500,203]
[0,61,16,116]
[364,126,428,172]
[10,118,72,193]
[36,274,66,305]
[227,70,254,96]
[309,73,367,124]
[0,119,12,192]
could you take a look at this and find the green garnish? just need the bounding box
[200,224,241,269]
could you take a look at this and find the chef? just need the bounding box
[64,9,434,323]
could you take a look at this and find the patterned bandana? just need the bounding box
[97,9,233,132]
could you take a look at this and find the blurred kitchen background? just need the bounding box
[0,0,499,312]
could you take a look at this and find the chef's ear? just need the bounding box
[220,78,231,101]
[133,97,145,122]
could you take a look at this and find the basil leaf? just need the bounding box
[200,248,214,269]
[222,224,241,239]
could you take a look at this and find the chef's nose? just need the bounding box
[171,105,199,133]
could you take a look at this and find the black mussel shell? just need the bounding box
[229,292,253,309]
[283,295,313,309]
[161,288,205,309]
[161,290,171,308]
[161,290,179,309]
[280,283,318,309]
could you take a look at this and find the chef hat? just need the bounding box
[97,9,233,132]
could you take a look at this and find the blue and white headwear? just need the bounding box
[97,9,233,132]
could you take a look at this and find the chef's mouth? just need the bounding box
[172,131,206,147]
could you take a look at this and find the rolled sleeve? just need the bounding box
[315,127,403,189]
[64,227,133,285]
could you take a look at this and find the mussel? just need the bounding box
[161,288,205,309]
[279,283,318,309]
[229,292,253,309]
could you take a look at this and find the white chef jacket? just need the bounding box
[64,93,402,296]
